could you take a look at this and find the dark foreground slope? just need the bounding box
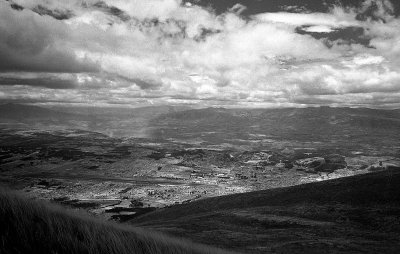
[0,190,233,254]
[132,170,400,253]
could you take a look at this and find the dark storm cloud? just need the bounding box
[356,0,395,21]
[0,49,99,73]
[0,77,77,89]
[9,2,23,11]
[105,73,163,90]
[90,1,131,21]
[127,78,163,90]
[296,26,372,47]
[0,2,99,73]
[184,0,400,16]
[134,18,188,40]
[193,27,222,42]
[5,0,74,20]
[32,5,74,20]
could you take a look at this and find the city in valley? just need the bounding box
[1,104,399,222]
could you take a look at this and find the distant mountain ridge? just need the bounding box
[152,106,400,133]
[0,103,192,119]
[148,106,400,155]
[1,104,400,142]
[0,103,194,137]
[0,103,75,119]
[2,103,398,120]
[158,106,400,122]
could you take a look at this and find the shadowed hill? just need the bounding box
[0,103,76,119]
[134,169,400,219]
[132,170,400,253]
[149,107,400,153]
[0,103,191,120]
[0,190,234,254]
[153,106,400,134]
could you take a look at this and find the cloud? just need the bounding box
[0,2,99,73]
[0,0,400,108]
[254,9,359,28]
[32,4,74,20]
[356,0,395,21]
[228,4,247,15]
[301,25,336,33]
[118,77,163,90]
[349,54,385,66]
[0,76,77,89]
[285,60,400,96]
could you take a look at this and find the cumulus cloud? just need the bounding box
[301,25,336,33]
[0,0,400,108]
[254,9,360,29]
[0,2,99,73]
[356,0,395,21]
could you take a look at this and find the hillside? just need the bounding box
[0,190,233,254]
[0,103,192,137]
[149,106,400,157]
[0,103,191,120]
[2,104,399,144]
[0,103,76,120]
[131,169,400,253]
[150,107,400,140]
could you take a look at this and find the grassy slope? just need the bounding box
[0,190,233,254]
[132,169,400,253]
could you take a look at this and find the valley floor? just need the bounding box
[1,128,400,253]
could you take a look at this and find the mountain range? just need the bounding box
[1,103,399,147]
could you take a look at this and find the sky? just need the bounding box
[1,0,400,108]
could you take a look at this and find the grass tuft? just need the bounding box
[0,189,234,254]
